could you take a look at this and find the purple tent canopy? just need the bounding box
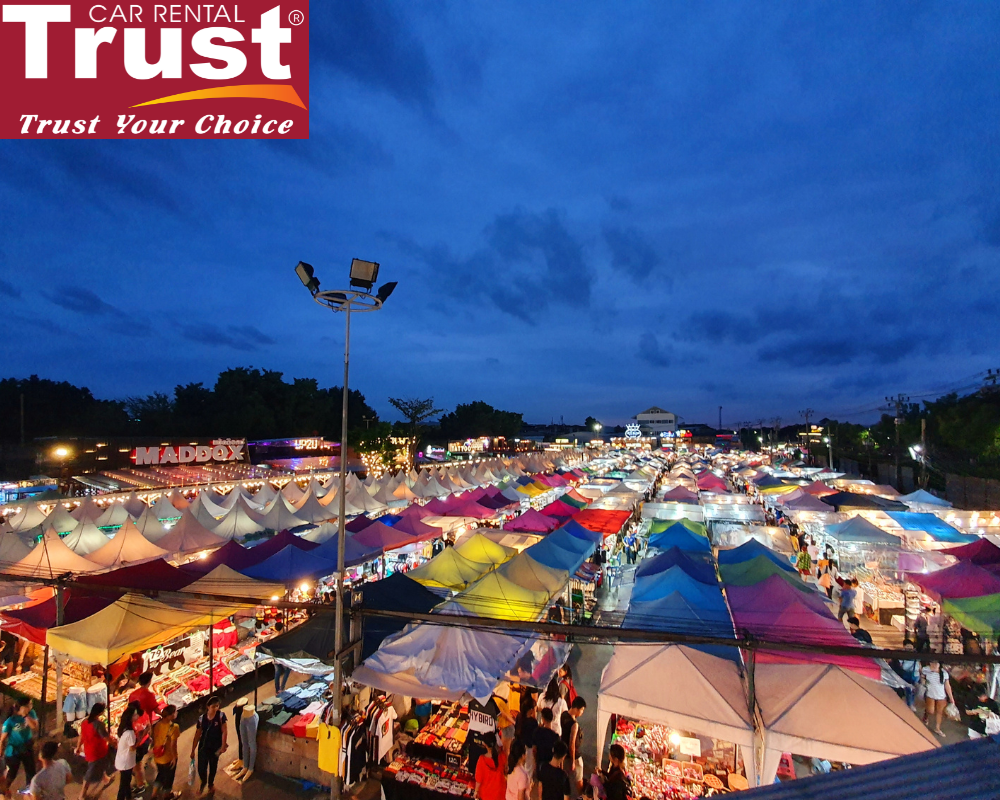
[911,560,1000,600]
[350,521,417,553]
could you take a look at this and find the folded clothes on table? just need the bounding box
[267,710,293,727]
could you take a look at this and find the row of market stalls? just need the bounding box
[594,455,941,795]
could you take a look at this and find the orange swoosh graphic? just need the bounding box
[131,84,307,109]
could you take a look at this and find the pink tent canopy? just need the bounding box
[391,515,440,541]
[911,560,1000,600]
[726,575,833,619]
[546,474,569,487]
[482,485,503,498]
[563,489,591,505]
[696,473,728,492]
[503,508,560,533]
[422,498,453,514]
[940,538,1000,565]
[801,481,836,497]
[465,487,488,502]
[540,500,579,518]
[351,521,417,553]
[752,608,881,679]
[532,475,556,487]
[446,501,496,519]
[248,529,319,561]
[782,494,834,512]
[661,486,699,503]
[397,503,436,521]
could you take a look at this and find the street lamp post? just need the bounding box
[823,436,833,470]
[295,260,396,800]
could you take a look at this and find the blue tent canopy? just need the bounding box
[635,547,718,584]
[648,527,712,553]
[630,565,727,607]
[557,519,603,544]
[241,544,340,583]
[524,529,594,573]
[310,534,380,568]
[624,591,739,662]
[886,512,978,544]
[717,539,796,572]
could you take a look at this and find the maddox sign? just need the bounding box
[0,1,308,138]
[132,438,246,465]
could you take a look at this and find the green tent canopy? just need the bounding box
[720,556,811,592]
[943,594,1000,636]
[648,518,709,537]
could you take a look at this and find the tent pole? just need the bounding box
[208,621,214,696]
[54,586,65,735]
[40,645,50,734]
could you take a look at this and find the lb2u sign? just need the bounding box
[0,1,308,138]
[132,438,246,465]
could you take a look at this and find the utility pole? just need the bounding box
[798,408,814,464]
[19,393,25,446]
[771,416,782,447]
[920,417,928,489]
[718,406,722,430]
[885,394,909,490]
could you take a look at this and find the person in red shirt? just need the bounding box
[474,737,507,800]
[78,703,115,800]
[128,672,159,792]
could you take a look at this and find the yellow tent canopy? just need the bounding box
[46,593,243,665]
[454,570,550,621]
[454,532,517,565]
[496,553,568,596]
[407,548,495,591]
[759,484,801,496]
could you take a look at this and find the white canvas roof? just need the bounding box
[257,495,308,531]
[179,564,284,601]
[294,490,336,523]
[87,519,169,568]
[62,521,112,555]
[280,480,306,505]
[0,531,33,564]
[9,528,102,579]
[157,510,227,553]
[756,663,938,783]
[132,508,167,541]
[122,492,147,519]
[70,497,103,523]
[253,483,277,507]
[7,503,47,531]
[150,495,182,521]
[94,503,133,529]
[346,483,388,514]
[165,489,190,510]
[209,499,264,539]
[597,644,755,768]
[42,505,80,534]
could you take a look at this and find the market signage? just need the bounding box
[625,424,642,439]
[1,1,309,138]
[132,438,246,465]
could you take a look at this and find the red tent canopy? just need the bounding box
[573,509,632,537]
[447,501,496,519]
[346,515,375,533]
[940,538,1000,565]
[80,559,195,592]
[397,503,436,521]
[422,498,452,514]
[563,488,591,505]
[503,508,560,533]
[801,481,837,497]
[540,500,579,518]
[248,529,319,561]
[351,521,418,553]
[661,486,699,503]
[2,590,121,645]
[391,515,439,542]
[181,539,257,574]
[696,473,728,492]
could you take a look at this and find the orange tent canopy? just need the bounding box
[572,509,631,537]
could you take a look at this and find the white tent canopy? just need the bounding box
[150,495,182,521]
[42,505,80,534]
[9,528,103,579]
[756,663,938,784]
[87,519,169,568]
[155,511,226,554]
[597,644,755,778]
[122,492,147,519]
[94,503,133,529]
[209,499,265,539]
[62,521,112,555]
[6,503,47,531]
[70,497,104,523]
[132,508,167,542]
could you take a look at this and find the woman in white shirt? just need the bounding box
[504,740,531,800]
[115,702,140,800]
[536,678,568,737]
[921,661,954,737]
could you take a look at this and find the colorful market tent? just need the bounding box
[46,593,236,665]
[941,594,1000,636]
[61,522,112,556]
[781,494,833,512]
[82,559,193,592]
[8,529,103,579]
[631,566,728,608]
[717,539,796,572]
[623,595,737,661]
[396,503,437,522]
[660,486,700,503]
[246,529,319,561]
[180,564,285,601]
[825,517,901,546]
[446,501,496,519]
[241,545,340,583]
[801,481,837,497]
[648,518,709,537]
[910,561,1000,601]
[556,519,603,544]
[522,529,594,573]
[454,569,552,620]
[391,515,440,541]
[884,512,977,544]
[299,522,339,544]
[351,521,418,553]
[495,553,568,596]
[719,556,810,591]
[351,620,529,702]
[596,645,755,779]
[454,533,517,565]
[86,519,169,568]
[406,548,495,591]
[539,500,579,518]
[940,538,1000,565]
[181,539,257,574]
[756,663,939,784]
[308,534,380,569]
[154,512,226,554]
[504,509,560,534]
[900,489,951,508]
[2,590,120,645]
[634,547,717,584]
[556,493,587,510]
[726,574,833,620]
[648,528,712,553]
[572,509,631,537]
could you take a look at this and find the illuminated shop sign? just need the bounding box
[132,438,246,465]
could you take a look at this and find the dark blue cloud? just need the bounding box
[638,332,671,368]
[0,278,20,299]
[179,324,276,352]
[603,226,662,282]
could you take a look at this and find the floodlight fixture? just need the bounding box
[376,281,397,304]
[295,261,320,295]
[350,258,380,290]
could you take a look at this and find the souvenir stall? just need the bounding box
[822,518,907,626]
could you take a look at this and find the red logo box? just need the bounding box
[1,1,308,138]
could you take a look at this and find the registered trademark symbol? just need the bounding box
[288,9,304,25]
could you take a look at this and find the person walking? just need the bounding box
[127,674,156,794]
[837,579,857,623]
[537,679,568,738]
[114,705,139,800]
[559,698,586,794]
[537,741,570,800]
[921,661,955,737]
[914,608,932,653]
[474,737,506,800]
[190,696,228,796]
[504,741,531,800]
[78,703,115,800]
[1,698,39,792]
[28,741,74,800]
[150,705,179,800]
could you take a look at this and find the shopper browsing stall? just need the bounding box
[151,705,179,800]
[114,704,139,800]
[190,696,228,797]
[921,661,955,737]
[559,698,586,793]
[78,703,115,800]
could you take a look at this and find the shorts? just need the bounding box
[154,762,177,789]
[136,741,151,762]
[86,683,108,713]
[572,756,583,784]
[85,755,115,783]
[63,687,87,720]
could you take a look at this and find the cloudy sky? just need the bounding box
[1,1,998,427]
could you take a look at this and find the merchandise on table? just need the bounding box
[384,756,475,798]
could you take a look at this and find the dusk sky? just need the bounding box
[1,1,998,427]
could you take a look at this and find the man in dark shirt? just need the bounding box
[848,617,873,645]
[532,708,560,777]
[603,744,632,800]
[537,741,570,800]
[963,684,1000,737]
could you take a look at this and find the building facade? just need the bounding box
[634,406,678,435]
